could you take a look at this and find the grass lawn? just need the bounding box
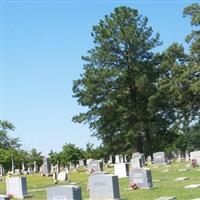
[1,162,200,200]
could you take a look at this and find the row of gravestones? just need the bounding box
[2,168,153,200]
[1,149,197,178]
[48,167,153,200]
[3,150,200,200]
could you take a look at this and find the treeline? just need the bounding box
[72,4,200,157]
[0,120,43,171]
[0,120,106,170]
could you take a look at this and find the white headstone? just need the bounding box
[177,151,182,162]
[185,150,190,162]
[114,163,129,178]
[57,171,68,182]
[33,161,37,173]
[115,155,120,164]
[130,157,143,169]
[88,160,103,173]
[132,153,145,165]
[0,164,4,177]
[190,151,200,165]
[6,177,28,199]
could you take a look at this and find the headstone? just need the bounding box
[14,169,21,175]
[33,161,37,173]
[79,160,84,167]
[89,173,120,200]
[115,155,120,164]
[147,156,152,164]
[130,157,143,169]
[11,156,15,174]
[27,167,32,174]
[65,166,69,174]
[88,160,103,173]
[119,155,124,163]
[43,157,51,176]
[124,154,128,163]
[23,171,28,175]
[56,162,60,173]
[69,162,75,169]
[51,164,54,174]
[177,151,182,162]
[0,164,4,176]
[47,185,82,200]
[108,155,113,164]
[53,172,57,180]
[39,166,43,173]
[129,168,153,189]
[132,153,145,165]
[185,150,190,162]
[114,163,129,178]
[21,162,25,172]
[171,151,176,159]
[6,176,28,199]
[86,159,93,166]
[0,195,10,200]
[57,171,68,182]
[190,151,200,165]
[153,152,167,164]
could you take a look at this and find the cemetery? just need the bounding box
[0,156,200,199]
[0,1,200,200]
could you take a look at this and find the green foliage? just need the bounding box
[0,120,20,149]
[72,6,177,156]
[84,142,108,160]
[27,148,43,167]
[49,150,61,165]
[186,122,200,151]
[60,143,84,166]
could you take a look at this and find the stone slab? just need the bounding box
[175,177,189,181]
[162,169,169,173]
[184,184,200,189]
[154,197,176,200]
[153,179,161,182]
[179,169,189,172]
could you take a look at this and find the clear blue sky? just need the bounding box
[1,0,197,155]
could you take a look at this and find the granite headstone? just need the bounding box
[129,168,153,189]
[47,185,82,200]
[89,173,120,200]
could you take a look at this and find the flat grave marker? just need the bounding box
[155,197,176,200]
[184,184,200,189]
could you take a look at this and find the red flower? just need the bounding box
[129,182,138,190]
